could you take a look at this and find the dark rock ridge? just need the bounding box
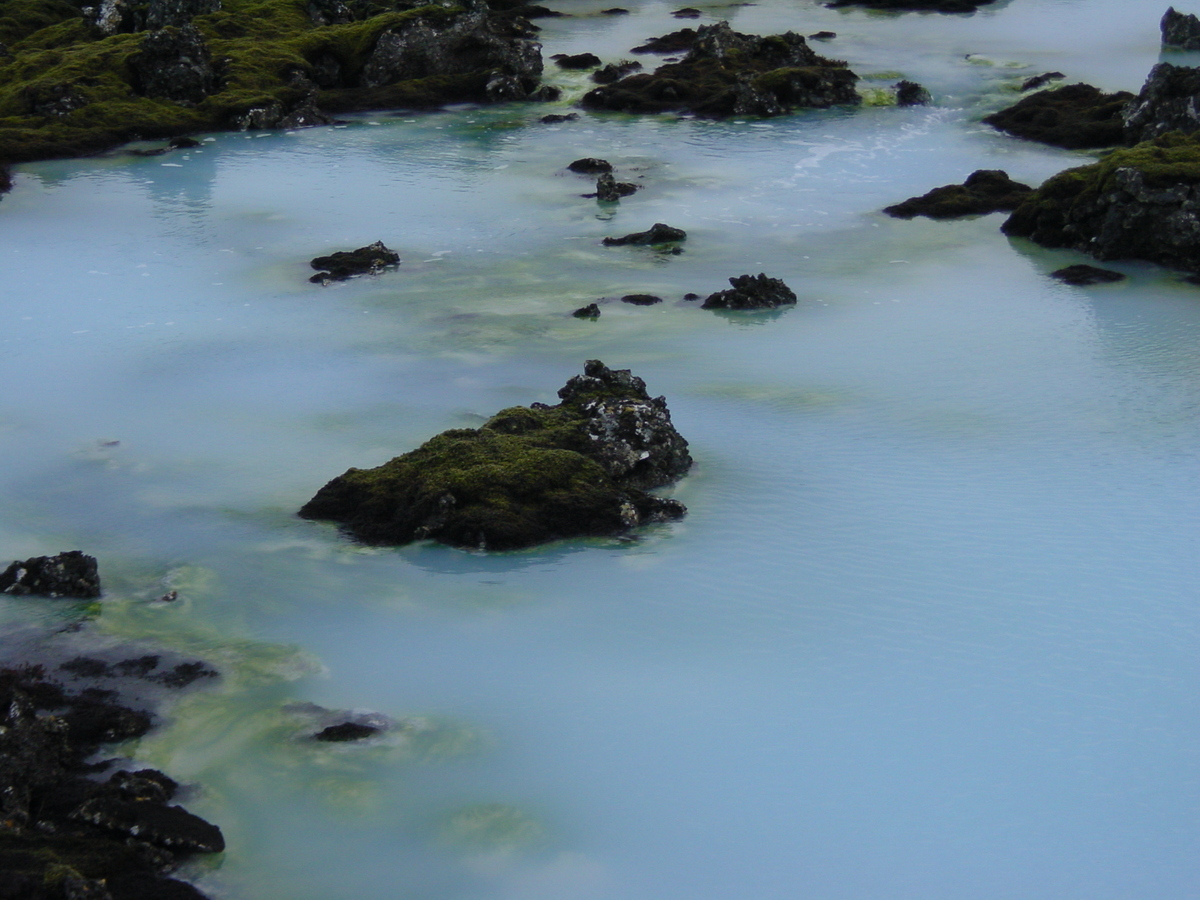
[1050,264,1126,286]
[620,293,663,305]
[1020,71,1064,92]
[0,551,101,599]
[0,664,223,899]
[1002,132,1200,274]
[883,170,1033,219]
[299,360,692,550]
[701,273,796,310]
[584,21,859,118]
[603,223,686,245]
[824,0,996,9]
[1124,63,1200,144]
[630,28,698,54]
[983,83,1134,149]
[310,241,400,283]
[1162,6,1200,49]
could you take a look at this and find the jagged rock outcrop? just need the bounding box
[593,60,642,84]
[0,551,101,598]
[1002,132,1200,273]
[893,80,930,106]
[884,170,1033,219]
[128,24,217,104]
[602,223,687,245]
[1162,6,1200,49]
[309,241,400,283]
[592,172,639,200]
[85,0,221,35]
[1123,63,1200,144]
[701,273,797,310]
[983,83,1133,149]
[300,360,691,550]
[582,21,859,118]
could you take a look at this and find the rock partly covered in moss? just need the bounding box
[582,21,859,118]
[300,360,691,550]
[1162,6,1200,49]
[309,240,400,282]
[884,170,1033,219]
[701,273,796,309]
[0,551,101,598]
[824,0,996,10]
[982,83,1134,149]
[1002,132,1200,273]
[0,0,547,166]
[1124,63,1200,144]
[0,664,223,899]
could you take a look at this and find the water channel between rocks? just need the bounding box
[3,0,1200,897]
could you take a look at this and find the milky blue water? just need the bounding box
[4,0,1200,897]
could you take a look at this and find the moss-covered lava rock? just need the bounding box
[300,360,692,550]
[0,0,546,166]
[1002,132,1200,273]
[582,21,859,118]
[884,169,1032,219]
[982,83,1133,149]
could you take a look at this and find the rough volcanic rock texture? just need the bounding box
[129,24,217,104]
[1162,6,1200,49]
[0,551,101,598]
[983,83,1133,149]
[884,170,1033,219]
[1124,63,1200,144]
[701,273,797,309]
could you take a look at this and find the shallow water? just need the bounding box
[4,0,1200,897]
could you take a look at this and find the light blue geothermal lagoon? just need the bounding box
[4,0,1200,897]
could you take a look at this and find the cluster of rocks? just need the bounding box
[566,157,641,201]
[572,272,798,318]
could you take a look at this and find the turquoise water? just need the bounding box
[4,0,1200,897]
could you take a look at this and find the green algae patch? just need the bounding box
[300,360,692,551]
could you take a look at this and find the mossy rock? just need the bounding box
[982,83,1133,150]
[300,361,692,550]
[884,169,1032,219]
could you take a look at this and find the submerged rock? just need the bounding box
[983,83,1133,149]
[314,722,381,741]
[1162,6,1200,49]
[572,302,601,318]
[603,223,687,245]
[310,241,400,283]
[701,273,797,310]
[585,21,859,118]
[1002,132,1200,274]
[1050,264,1127,285]
[0,551,101,599]
[299,360,692,550]
[884,170,1033,219]
[620,293,664,305]
[1124,63,1200,144]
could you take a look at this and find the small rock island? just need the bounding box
[300,361,692,550]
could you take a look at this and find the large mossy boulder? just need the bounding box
[983,83,1134,149]
[581,21,859,118]
[1002,132,1200,273]
[300,360,692,550]
[884,169,1033,219]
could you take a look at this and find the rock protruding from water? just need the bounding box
[701,273,797,310]
[884,170,1033,219]
[573,302,601,318]
[300,360,692,550]
[1050,264,1127,285]
[894,80,930,106]
[983,83,1133,149]
[825,0,994,8]
[1124,63,1200,144]
[593,60,642,84]
[553,52,601,69]
[1162,6,1200,49]
[583,21,859,118]
[129,24,217,105]
[1002,132,1200,274]
[603,223,687,245]
[314,722,381,741]
[0,551,101,599]
[593,172,639,200]
[568,157,612,174]
[310,241,400,283]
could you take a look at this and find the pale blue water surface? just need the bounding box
[3,0,1200,898]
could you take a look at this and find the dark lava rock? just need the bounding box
[1020,71,1064,92]
[593,172,640,200]
[701,273,797,310]
[894,79,930,105]
[553,52,602,69]
[23,82,89,117]
[314,722,381,741]
[620,294,664,305]
[602,6,631,13]
[568,157,613,173]
[573,303,601,318]
[0,551,101,599]
[825,0,996,9]
[809,30,837,40]
[631,28,699,54]
[541,112,579,122]
[1002,132,1200,274]
[883,170,1033,219]
[86,0,221,34]
[299,360,692,550]
[1124,63,1200,144]
[145,0,222,29]
[129,24,217,105]
[0,666,223,899]
[1050,264,1127,285]
[673,7,702,17]
[1162,6,1200,49]
[683,292,701,300]
[310,241,401,283]
[593,60,643,84]
[585,21,859,118]
[982,83,1133,149]
[603,223,687,245]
